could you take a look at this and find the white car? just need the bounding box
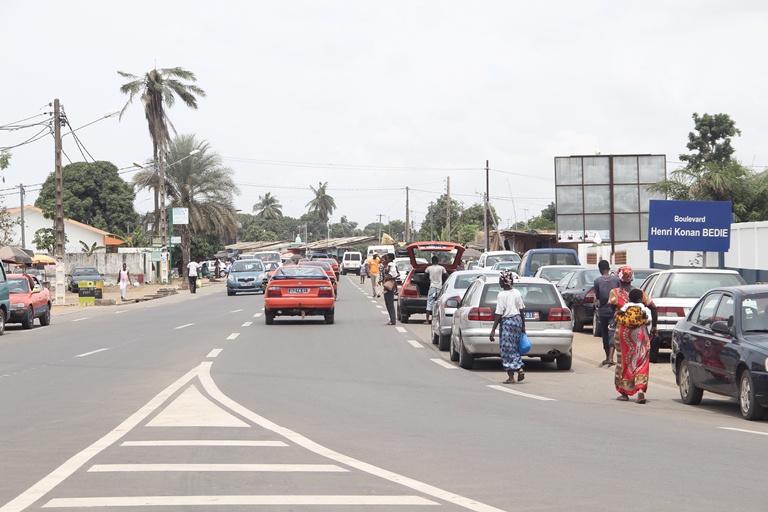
[450,276,574,370]
[477,250,521,269]
[394,257,427,285]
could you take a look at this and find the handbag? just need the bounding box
[383,279,395,292]
[518,332,532,355]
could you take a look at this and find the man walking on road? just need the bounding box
[187,259,200,294]
[367,254,381,297]
[117,263,131,301]
[593,259,621,366]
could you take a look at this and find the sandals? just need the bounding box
[502,379,515,384]
[517,370,525,382]
[616,394,629,401]
[636,392,647,404]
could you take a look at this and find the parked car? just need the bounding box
[264,265,336,324]
[465,260,479,270]
[340,251,362,275]
[558,268,602,332]
[226,259,267,296]
[394,257,427,286]
[430,269,500,351]
[450,276,573,370]
[67,267,103,293]
[534,265,586,283]
[317,258,340,281]
[252,251,283,265]
[671,285,768,420]
[7,274,51,329]
[638,268,746,362]
[477,250,521,269]
[518,248,580,277]
[397,242,465,323]
[0,265,9,334]
[298,261,338,296]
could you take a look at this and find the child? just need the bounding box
[615,288,651,328]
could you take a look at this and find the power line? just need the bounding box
[223,156,481,172]
[0,112,51,131]
[0,126,52,151]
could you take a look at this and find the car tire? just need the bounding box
[571,309,583,332]
[265,310,275,325]
[556,351,572,370]
[0,311,5,335]
[431,329,439,345]
[227,289,235,296]
[678,359,703,405]
[458,334,474,369]
[398,306,409,324]
[593,313,602,337]
[437,331,450,352]
[449,332,459,362]
[649,335,661,363]
[22,307,34,329]
[40,305,51,326]
[739,370,765,421]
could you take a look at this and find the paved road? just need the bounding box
[0,277,766,511]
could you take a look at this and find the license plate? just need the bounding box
[524,311,539,320]
[289,288,309,294]
[243,282,253,286]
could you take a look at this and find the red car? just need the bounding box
[8,274,52,328]
[264,265,336,324]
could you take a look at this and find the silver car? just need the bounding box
[450,276,574,370]
[430,269,500,351]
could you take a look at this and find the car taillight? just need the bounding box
[468,307,494,321]
[401,284,419,297]
[548,307,571,322]
[318,286,334,297]
[658,306,685,317]
[584,289,595,303]
[266,287,282,297]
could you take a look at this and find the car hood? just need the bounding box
[406,242,465,270]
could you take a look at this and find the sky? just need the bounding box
[2,1,767,238]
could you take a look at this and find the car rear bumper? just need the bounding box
[462,328,573,357]
[399,297,427,314]
[265,298,335,316]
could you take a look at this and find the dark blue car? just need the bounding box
[672,285,768,420]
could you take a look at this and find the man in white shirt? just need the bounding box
[424,255,447,324]
[187,259,200,294]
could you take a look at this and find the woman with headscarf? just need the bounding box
[608,266,658,404]
[490,270,526,384]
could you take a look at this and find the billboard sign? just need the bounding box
[172,207,189,225]
[647,200,732,252]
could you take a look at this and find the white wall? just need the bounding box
[11,207,107,253]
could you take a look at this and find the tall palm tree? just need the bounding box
[136,134,239,276]
[253,192,283,220]
[306,181,336,223]
[118,67,206,232]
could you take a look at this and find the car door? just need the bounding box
[705,293,739,396]
[560,272,578,307]
[29,276,46,312]
[681,292,723,389]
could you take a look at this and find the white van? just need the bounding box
[366,245,395,259]
[340,251,363,275]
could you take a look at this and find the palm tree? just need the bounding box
[160,134,239,276]
[253,192,283,220]
[306,182,336,223]
[118,67,206,232]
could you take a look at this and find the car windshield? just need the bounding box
[480,283,559,309]
[263,262,279,271]
[253,252,281,262]
[663,273,745,299]
[540,267,577,282]
[453,273,488,290]
[74,268,98,276]
[9,278,29,293]
[583,270,601,282]
[300,261,331,271]
[232,261,264,272]
[487,254,520,265]
[632,270,654,282]
[275,267,326,278]
[396,261,412,273]
[740,293,768,332]
[492,262,519,270]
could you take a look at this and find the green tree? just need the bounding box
[79,241,105,255]
[306,182,336,223]
[162,134,238,276]
[33,228,66,253]
[253,192,283,220]
[680,112,741,169]
[35,161,139,233]
[0,150,10,171]
[418,195,463,241]
[111,225,151,248]
[118,66,206,231]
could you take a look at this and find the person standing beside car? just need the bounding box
[424,255,446,324]
[381,253,399,325]
[593,260,621,367]
[490,270,526,384]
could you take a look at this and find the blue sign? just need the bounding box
[648,200,732,252]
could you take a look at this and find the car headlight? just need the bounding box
[227,274,234,282]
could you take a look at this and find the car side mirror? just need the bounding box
[446,299,460,308]
[32,285,41,293]
[711,321,731,335]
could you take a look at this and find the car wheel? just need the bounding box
[593,313,602,337]
[0,311,5,335]
[265,310,275,325]
[556,351,572,370]
[449,332,459,362]
[22,307,34,329]
[437,330,450,352]
[458,333,474,369]
[325,312,335,324]
[649,335,661,363]
[227,289,235,296]
[570,309,583,332]
[739,370,765,420]
[678,359,703,405]
[431,328,439,345]
[40,305,51,326]
[398,306,409,324]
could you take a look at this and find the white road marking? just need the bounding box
[71,318,90,322]
[241,321,252,327]
[381,311,389,315]
[206,349,223,358]
[74,348,108,358]
[396,326,407,333]
[376,305,383,308]
[487,385,557,402]
[253,313,262,318]
[230,309,243,313]
[430,358,457,369]
[120,440,287,447]
[88,463,345,473]
[406,339,423,349]
[43,495,437,508]
[227,332,240,340]
[174,323,193,330]
[147,386,247,428]
[113,310,126,314]
[718,427,768,436]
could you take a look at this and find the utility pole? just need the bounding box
[445,177,451,241]
[429,202,434,240]
[376,213,385,242]
[484,160,489,252]
[158,149,169,283]
[54,99,65,258]
[405,186,410,244]
[19,184,25,249]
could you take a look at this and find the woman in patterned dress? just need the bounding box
[608,266,658,404]
[490,270,526,384]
